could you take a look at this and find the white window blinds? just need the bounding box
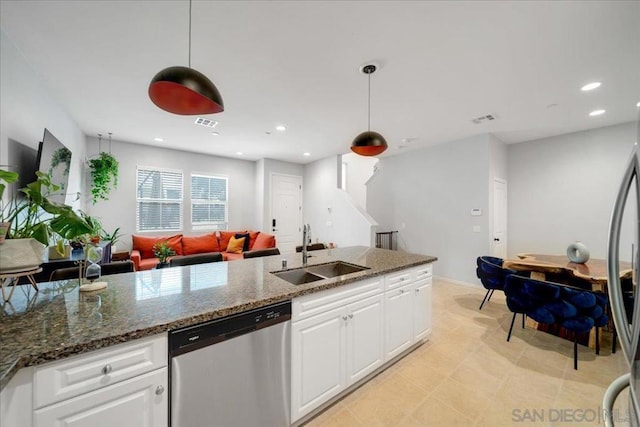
[191,174,228,230]
[136,167,183,231]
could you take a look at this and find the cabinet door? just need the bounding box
[34,368,167,427]
[384,284,414,361]
[291,307,346,422]
[413,279,432,342]
[346,293,384,384]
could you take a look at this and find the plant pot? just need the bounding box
[0,221,10,243]
[0,238,46,273]
[156,262,170,269]
[91,235,100,244]
[48,244,71,260]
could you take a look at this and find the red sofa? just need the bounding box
[130,230,276,271]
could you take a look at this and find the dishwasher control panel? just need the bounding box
[169,301,291,356]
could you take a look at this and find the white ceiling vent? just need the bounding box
[471,114,497,124]
[195,117,218,128]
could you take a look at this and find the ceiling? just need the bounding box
[1,1,639,164]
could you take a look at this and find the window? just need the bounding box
[136,167,183,232]
[191,174,228,230]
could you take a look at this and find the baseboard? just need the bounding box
[433,275,481,288]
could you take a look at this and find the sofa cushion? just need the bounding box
[138,257,160,271]
[234,233,251,251]
[182,233,221,255]
[218,231,237,252]
[252,233,276,249]
[227,236,246,254]
[132,234,183,258]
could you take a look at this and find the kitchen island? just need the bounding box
[0,246,436,391]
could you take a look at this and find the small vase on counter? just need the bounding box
[566,241,590,264]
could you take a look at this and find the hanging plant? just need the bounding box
[50,147,72,178]
[88,151,119,204]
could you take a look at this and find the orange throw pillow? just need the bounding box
[182,233,221,254]
[252,233,276,249]
[218,231,236,251]
[132,234,183,258]
[226,236,246,254]
[246,231,260,249]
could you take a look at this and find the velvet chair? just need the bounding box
[504,274,609,369]
[169,252,223,267]
[49,261,134,281]
[243,248,281,259]
[476,256,515,310]
[612,276,634,354]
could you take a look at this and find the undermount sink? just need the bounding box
[272,261,369,285]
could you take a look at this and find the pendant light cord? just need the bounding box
[188,0,192,68]
[367,72,371,131]
[108,132,112,154]
[97,134,102,153]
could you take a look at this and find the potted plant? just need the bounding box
[88,151,118,204]
[79,211,103,244]
[153,241,175,268]
[0,169,19,243]
[101,227,122,253]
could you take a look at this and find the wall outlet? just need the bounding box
[473,225,481,233]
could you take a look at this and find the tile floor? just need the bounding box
[304,278,632,426]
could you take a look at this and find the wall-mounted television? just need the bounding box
[36,129,72,204]
[5,138,38,198]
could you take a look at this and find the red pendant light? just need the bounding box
[351,64,388,156]
[148,0,224,115]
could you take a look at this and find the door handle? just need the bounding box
[494,238,500,242]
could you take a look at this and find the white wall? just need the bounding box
[304,156,374,247]
[508,122,636,261]
[0,31,86,209]
[87,137,258,251]
[367,135,491,285]
[341,152,377,210]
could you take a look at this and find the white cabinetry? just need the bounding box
[0,334,168,427]
[291,278,384,422]
[384,264,433,362]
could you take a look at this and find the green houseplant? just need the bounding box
[0,169,19,242]
[88,152,119,204]
[49,147,72,181]
[101,227,122,252]
[153,241,176,268]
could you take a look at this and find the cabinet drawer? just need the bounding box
[293,277,383,322]
[385,270,412,290]
[414,264,433,281]
[34,334,167,409]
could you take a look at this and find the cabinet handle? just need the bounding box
[400,277,406,281]
[342,316,348,321]
[399,289,404,294]
[101,364,112,375]
[416,288,420,293]
[155,385,165,395]
[348,314,353,319]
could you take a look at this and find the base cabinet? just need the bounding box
[34,368,167,427]
[384,284,414,361]
[413,279,432,342]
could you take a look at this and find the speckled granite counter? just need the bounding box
[0,246,436,391]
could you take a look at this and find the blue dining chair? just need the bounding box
[504,274,609,369]
[476,256,515,310]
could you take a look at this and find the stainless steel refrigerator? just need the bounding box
[603,119,640,426]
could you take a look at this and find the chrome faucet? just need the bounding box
[302,224,310,265]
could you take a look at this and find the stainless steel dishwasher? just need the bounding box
[169,301,291,427]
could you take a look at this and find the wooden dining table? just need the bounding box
[503,253,633,292]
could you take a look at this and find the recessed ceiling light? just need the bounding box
[581,82,601,91]
[276,125,286,132]
[589,109,606,116]
[154,137,164,142]
[637,101,640,108]
[303,152,310,156]
[211,131,220,136]
[236,151,243,155]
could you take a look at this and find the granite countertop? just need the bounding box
[0,246,436,391]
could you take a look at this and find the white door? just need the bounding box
[34,368,167,427]
[492,178,507,258]
[271,173,302,253]
[291,307,346,422]
[346,294,384,384]
[413,279,432,342]
[384,284,414,361]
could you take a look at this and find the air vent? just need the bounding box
[472,114,497,124]
[195,117,218,128]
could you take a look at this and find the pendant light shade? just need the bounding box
[149,66,224,115]
[350,64,387,156]
[148,0,224,115]
[351,131,388,156]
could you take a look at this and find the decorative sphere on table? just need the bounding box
[566,241,590,263]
